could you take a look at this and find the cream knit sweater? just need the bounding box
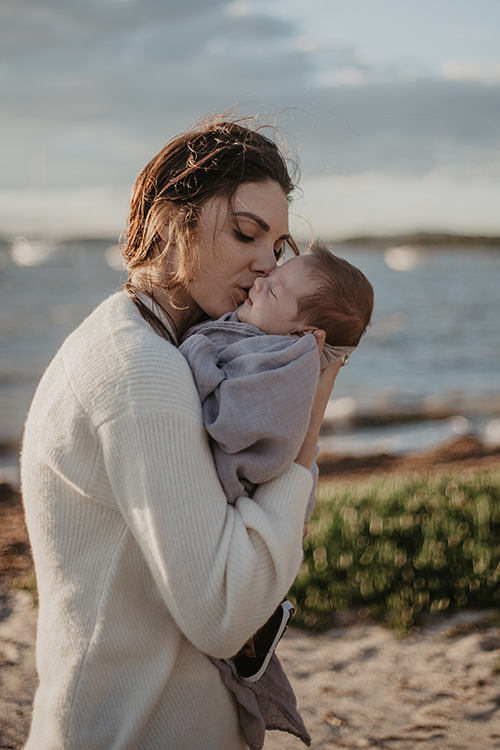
[21,291,313,750]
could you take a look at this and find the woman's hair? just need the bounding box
[297,244,374,347]
[122,116,299,301]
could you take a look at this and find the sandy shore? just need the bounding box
[266,611,500,749]
[1,438,499,748]
[0,589,37,748]
[1,590,499,749]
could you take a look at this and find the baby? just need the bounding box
[180,243,373,682]
[180,243,374,520]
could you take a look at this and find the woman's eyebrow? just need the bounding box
[234,211,290,240]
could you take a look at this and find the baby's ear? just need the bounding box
[294,324,318,336]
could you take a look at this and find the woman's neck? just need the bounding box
[145,283,209,340]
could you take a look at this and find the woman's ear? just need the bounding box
[158,224,170,243]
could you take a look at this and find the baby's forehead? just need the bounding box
[280,254,310,274]
[278,255,318,289]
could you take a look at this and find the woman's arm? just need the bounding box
[99,350,313,659]
[295,330,341,469]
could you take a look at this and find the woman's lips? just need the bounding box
[237,287,250,301]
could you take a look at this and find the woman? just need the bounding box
[21,118,339,749]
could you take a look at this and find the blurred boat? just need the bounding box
[384,245,423,271]
[10,236,52,267]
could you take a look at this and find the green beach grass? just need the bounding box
[289,469,500,635]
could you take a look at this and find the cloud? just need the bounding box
[442,60,500,84]
[1,0,228,41]
[449,20,499,44]
[290,171,500,239]
[288,80,500,180]
[1,0,500,208]
[0,0,316,190]
[0,185,130,239]
[4,171,500,241]
[0,0,303,123]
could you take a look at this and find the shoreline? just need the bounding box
[317,434,500,483]
[2,408,500,483]
[331,231,500,248]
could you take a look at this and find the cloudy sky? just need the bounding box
[1,0,500,239]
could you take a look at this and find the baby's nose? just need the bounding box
[253,275,266,291]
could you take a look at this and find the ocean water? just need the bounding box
[0,239,499,469]
[335,245,499,409]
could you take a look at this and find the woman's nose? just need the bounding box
[249,243,277,276]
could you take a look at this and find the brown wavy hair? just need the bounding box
[298,244,374,347]
[122,115,299,305]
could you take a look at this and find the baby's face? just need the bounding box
[237,255,318,335]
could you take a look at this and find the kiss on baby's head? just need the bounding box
[237,243,374,348]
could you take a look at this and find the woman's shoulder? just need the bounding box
[59,292,200,422]
[62,291,174,358]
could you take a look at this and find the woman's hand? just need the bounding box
[294,330,341,470]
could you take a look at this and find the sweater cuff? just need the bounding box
[251,462,313,521]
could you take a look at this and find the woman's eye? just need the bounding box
[274,244,285,260]
[234,229,254,243]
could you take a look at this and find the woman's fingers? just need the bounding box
[315,359,341,404]
[311,329,341,402]
[294,360,341,470]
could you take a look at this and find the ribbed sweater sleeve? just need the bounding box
[98,379,312,658]
[63,292,312,657]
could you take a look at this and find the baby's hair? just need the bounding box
[298,244,374,347]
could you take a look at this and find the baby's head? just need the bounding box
[237,243,374,347]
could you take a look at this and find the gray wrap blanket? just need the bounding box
[180,311,352,517]
[209,653,311,749]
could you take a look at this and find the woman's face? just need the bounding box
[186,180,290,321]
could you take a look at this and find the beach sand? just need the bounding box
[0,589,37,749]
[266,610,500,749]
[2,589,499,750]
[1,437,499,749]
